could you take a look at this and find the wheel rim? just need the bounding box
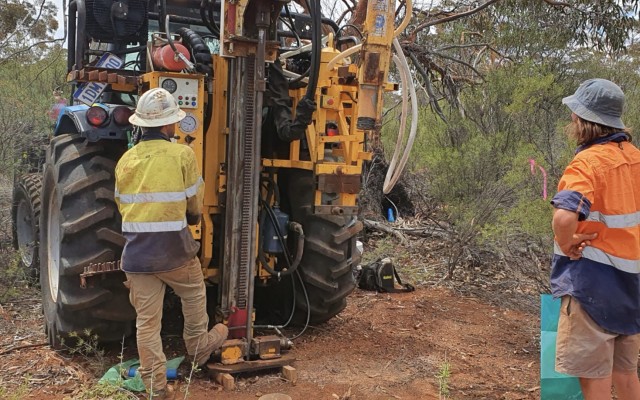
[15,198,35,267]
[47,189,61,303]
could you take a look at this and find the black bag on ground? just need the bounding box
[357,258,415,293]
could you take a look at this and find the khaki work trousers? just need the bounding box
[125,257,210,392]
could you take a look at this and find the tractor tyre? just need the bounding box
[39,134,135,348]
[12,173,42,278]
[283,170,362,324]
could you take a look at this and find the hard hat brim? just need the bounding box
[129,109,186,127]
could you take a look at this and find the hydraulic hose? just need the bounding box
[304,0,321,101]
[175,27,213,75]
[385,53,409,190]
[207,0,220,37]
[199,0,218,36]
[290,269,311,340]
[254,259,311,342]
[383,38,418,194]
[253,271,297,330]
[164,15,196,71]
[326,43,361,71]
[394,0,412,37]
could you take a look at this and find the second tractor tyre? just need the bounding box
[12,173,42,278]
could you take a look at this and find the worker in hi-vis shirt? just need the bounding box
[115,88,228,399]
[551,79,640,400]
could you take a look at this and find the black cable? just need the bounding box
[284,5,301,47]
[290,269,311,340]
[336,24,364,39]
[199,0,216,35]
[304,0,321,102]
[279,16,301,48]
[253,272,297,329]
[207,0,220,36]
[288,67,310,85]
[261,175,280,205]
[165,14,179,54]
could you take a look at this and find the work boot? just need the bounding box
[195,323,229,366]
[148,385,175,400]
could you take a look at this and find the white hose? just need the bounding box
[385,54,409,184]
[279,35,329,62]
[394,0,412,37]
[327,43,362,71]
[383,38,418,194]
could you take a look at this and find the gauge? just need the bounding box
[179,113,198,133]
[161,78,178,93]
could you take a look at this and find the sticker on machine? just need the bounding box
[73,53,124,106]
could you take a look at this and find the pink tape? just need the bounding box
[529,159,548,200]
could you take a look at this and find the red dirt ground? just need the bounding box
[0,285,540,400]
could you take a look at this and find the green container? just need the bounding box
[540,294,584,400]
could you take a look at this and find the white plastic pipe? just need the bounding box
[279,35,330,62]
[327,43,362,71]
[394,0,412,37]
[383,38,418,194]
[385,54,409,184]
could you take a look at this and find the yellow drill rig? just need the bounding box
[11,0,409,368]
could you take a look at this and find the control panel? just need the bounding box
[159,77,199,109]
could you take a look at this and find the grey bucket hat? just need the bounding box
[562,79,625,129]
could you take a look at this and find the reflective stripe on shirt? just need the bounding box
[554,242,640,274]
[185,177,204,198]
[118,191,186,203]
[122,219,187,232]
[586,210,640,229]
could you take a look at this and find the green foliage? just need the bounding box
[435,357,451,399]
[0,45,67,174]
[382,62,580,253]
[60,329,110,376]
[361,236,401,265]
[0,374,30,400]
[67,382,139,400]
[0,0,60,62]
[0,252,32,303]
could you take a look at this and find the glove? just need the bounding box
[285,97,316,141]
[293,97,316,126]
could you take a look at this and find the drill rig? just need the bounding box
[12,0,407,366]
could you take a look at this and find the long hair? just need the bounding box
[565,116,632,145]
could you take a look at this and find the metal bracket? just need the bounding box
[80,260,122,288]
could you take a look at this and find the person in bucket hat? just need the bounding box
[551,79,640,399]
[115,88,228,399]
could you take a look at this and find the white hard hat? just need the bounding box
[129,88,186,127]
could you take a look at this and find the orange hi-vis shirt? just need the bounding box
[551,133,640,335]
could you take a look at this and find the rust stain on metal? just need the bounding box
[363,52,381,84]
[318,173,360,194]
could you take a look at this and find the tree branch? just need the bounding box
[363,219,409,245]
[408,0,502,42]
[542,0,571,7]
[435,42,490,52]
[0,38,65,65]
[0,342,48,356]
[408,51,447,122]
[430,51,484,81]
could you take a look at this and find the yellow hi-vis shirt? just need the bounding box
[115,133,204,273]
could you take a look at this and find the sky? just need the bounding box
[53,0,65,40]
